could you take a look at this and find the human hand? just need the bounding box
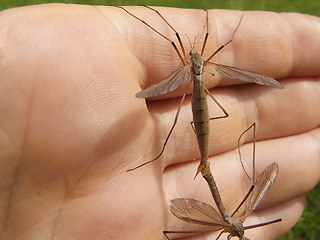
[0,4,319,240]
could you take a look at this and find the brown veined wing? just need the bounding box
[136,64,191,98]
[170,198,226,230]
[205,62,284,89]
[235,162,279,221]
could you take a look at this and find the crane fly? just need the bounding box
[166,163,280,240]
[115,6,284,173]
[164,123,282,239]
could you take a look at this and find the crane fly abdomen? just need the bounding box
[192,74,210,162]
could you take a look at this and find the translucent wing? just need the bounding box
[136,64,192,98]
[205,62,284,89]
[238,162,279,219]
[170,198,225,230]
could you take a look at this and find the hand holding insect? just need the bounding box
[0,4,319,240]
[164,123,282,240]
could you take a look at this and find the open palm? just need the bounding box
[0,4,320,240]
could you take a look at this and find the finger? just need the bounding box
[220,11,320,78]
[163,128,320,214]
[137,78,320,168]
[104,5,320,171]
[109,7,320,96]
[163,130,319,238]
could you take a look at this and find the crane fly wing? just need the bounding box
[205,62,284,89]
[136,64,192,98]
[236,162,279,220]
[170,198,225,229]
[246,162,279,212]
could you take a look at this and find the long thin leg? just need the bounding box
[127,94,186,171]
[127,81,192,171]
[143,6,187,63]
[204,85,229,119]
[237,122,256,182]
[230,185,254,217]
[163,230,213,240]
[243,218,282,230]
[114,6,186,65]
[164,229,228,240]
[205,14,243,62]
[200,10,209,56]
[227,123,257,217]
[215,230,225,240]
[190,86,229,133]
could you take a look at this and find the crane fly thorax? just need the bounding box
[225,217,245,238]
[190,50,204,76]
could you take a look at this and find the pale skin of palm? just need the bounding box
[0,3,320,240]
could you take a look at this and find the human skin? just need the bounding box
[0,3,320,240]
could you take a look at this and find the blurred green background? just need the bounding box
[0,0,319,239]
[0,0,320,14]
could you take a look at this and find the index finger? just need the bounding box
[108,6,320,95]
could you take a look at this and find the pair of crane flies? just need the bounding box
[164,123,281,239]
[117,6,284,174]
[116,6,282,239]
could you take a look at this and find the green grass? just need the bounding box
[280,184,320,240]
[0,1,319,239]
[0,0,319,15]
